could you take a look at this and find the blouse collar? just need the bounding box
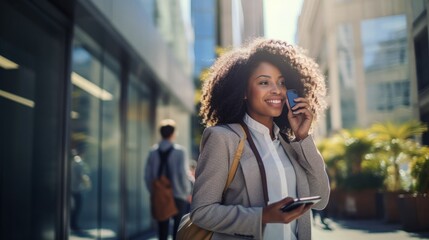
[243,114,280,140]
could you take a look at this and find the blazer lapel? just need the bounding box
[227,124,266,206]
[279,136,298,161]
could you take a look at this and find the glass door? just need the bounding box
[69,28,121,239]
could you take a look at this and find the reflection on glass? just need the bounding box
[100,58,121,237]
[361,15,411,121]
[0,89,34,108]
[69,44,101,239]
[69,39,121,239]
[126,75,153,237]
[192,0,216,79]
[367,81,410,111]
[71,72,113,101]
[361,16,407,71]
[1,1,66,238]
[70,149,92,231]
[337,23,357,128]
[0,54,19,69]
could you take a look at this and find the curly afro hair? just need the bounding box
[199,38,327,138]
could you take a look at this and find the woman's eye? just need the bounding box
[259,80,269,85]
[279,80,286,87]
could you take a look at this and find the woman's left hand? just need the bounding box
[286,97,313,141]
[262,197,313,224]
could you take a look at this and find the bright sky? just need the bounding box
[263,0,304,44]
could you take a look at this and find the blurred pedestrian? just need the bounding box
[312,209,330,228]
[145,119,192,240]
[185,159,197,212]
[190,38,330,239]
[70,149,91,231]
[188,159,197,187]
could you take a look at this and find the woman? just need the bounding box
[191,38,330,240]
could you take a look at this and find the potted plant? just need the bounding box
[409,144,429,193]
[317,134,346,218]
[319,129,384,219]
[370,120,428,223]
[398,142,429,231]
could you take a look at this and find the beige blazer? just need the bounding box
[190,123,330,240]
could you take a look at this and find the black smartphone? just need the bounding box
[287,89,299,108]
[280,196,321,212]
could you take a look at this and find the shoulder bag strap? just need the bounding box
[239,122,269,205]
[157,146,174,178]
[221,124,246,201]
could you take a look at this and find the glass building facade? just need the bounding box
[337,23,357,129]
[190,0,217,159]
[410,0,429,145]
[0,0,194,239]
[191,0,217,79]
[298,0,418,134]
[0,2,68,239]
[334,14,411,129]
[361,15,411,124]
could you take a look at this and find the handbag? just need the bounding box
[151,146,178,221]
[176,125,247,240]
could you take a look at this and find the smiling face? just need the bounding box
[245,61,286,127]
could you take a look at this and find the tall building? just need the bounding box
[408,0,429,145]
[297,0,418,136]
[217,0,265,48]
[190,0,217,159]
[192,0,217,79]
[190,0,264,158]
[192,0,264,79]
[0,0,194,239]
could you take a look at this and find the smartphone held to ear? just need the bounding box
[280,196,321,212]
[287,89,299,108]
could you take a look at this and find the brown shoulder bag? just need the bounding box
[151,146,178,221]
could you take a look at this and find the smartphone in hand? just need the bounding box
[287,89,299,108]
[280,196,321,212]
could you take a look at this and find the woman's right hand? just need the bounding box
[262,197,313,224]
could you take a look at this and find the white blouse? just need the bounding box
[243,114,298,240]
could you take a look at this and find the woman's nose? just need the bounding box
[271,83,282,94]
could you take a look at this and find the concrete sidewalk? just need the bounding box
[312,218,429,240]
[140,218,429,240]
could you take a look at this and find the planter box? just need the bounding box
[343,189,378,219]
[325,189,346,218]
[398,193,429,232]
[382,191,408,223]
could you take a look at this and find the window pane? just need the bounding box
[361,15,408,70]
[126,75,154,237]
[337,23,357,128]
[0,1,66,239]
[69,30,121,239]
[70,44,101,234]
[100,56,121,238]
[361,15,411,118]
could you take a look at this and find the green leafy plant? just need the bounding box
[409,143,429,193]
[317,134,345,189]
[370,121,428,191]
[318,121,428,192]
[342,129,374,175]
[318,128,384,191]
